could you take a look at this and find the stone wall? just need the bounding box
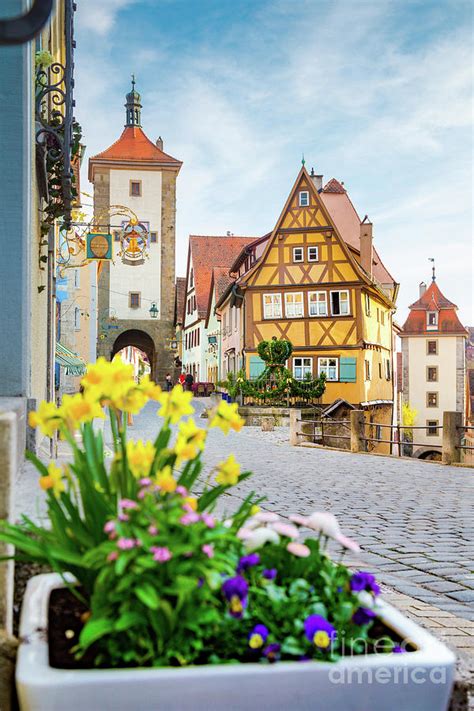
[160,171,178,323]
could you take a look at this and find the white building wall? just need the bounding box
[109,168,162,319]
[407,335,458,447]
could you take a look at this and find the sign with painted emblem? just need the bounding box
[119,219,149,265]
[86,232,112,260]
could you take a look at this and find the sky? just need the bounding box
[74,0,473,325]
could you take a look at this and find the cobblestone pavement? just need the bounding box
[16,399,474,624]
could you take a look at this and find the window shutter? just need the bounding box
[339,357,357,382]
[249,356,265,379]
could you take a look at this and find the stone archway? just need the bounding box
[112,329,156,380]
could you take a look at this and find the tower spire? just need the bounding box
[428,257,436,282]
[125,75,142,127]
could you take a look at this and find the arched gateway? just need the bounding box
[89,79,182,387]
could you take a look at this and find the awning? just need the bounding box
[55,342,87,376]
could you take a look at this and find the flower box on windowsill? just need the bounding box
[17,574,455,711]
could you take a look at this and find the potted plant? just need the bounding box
[1,359,454,710]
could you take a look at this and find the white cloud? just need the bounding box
[76,0,138,36]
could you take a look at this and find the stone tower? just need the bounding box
[88,79,182,385]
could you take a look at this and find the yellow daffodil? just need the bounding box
[81,357,135,404]
[157,385,194,424]
[28,401,62,438]
[139,375,162,401]
[39,462,65,498]
[174,418,207,462]
[155,466,177,493]
[183,496,198,511]
[59,393,105,430]
[215,454,241,486]
[250,504,261,516]
[209,401,244,435]
[126,440,156,478]
[113,388,148,415]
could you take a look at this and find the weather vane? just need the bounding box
[428,257,436,282]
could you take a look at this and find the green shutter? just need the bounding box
[339,357,357,382]
[249,356,265,379]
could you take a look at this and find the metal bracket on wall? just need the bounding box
[0,0,53,45]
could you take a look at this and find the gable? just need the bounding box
[246,169,361,289]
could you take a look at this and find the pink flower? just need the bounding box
[237,527,253,540]
[182,503,196,513]
[118,513,129,522]
[176,485,188,496]
[254,511,280,523]
[148,524,158,535]
[139,478,152,487]
[271,522,299,539]
[107,551,118,562]
[301,512,360,553]
[151,546,172,563]
[180,512,200,525]
[138,489,147,500]
[202,544,214,558]
[287,542,311,557]
[119,499,138,510]
[201,513,215,528]
[104,520,115,534]
[117,537,137,550]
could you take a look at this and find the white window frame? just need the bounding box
[293,357,312,380]
[307,246,319,262]
[308,291,328,317]
[364,293,371,316]
[427,311,438,329]
[330,289,350,316]
[299,191,309,207]
[293,247,304,263]
[285,292,304,318]
[318,357,338,381]
[263,293,282,319]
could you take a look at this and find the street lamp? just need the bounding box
[149,302,158,319]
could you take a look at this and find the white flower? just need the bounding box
[244,526,280,551]
[291,511,360,553]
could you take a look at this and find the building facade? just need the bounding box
[399,278,467,455]
[89,82,182,386]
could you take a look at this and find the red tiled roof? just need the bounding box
[322,178,346,194]
[174,277,186,327]
[401,281,467,336]
[188,236,257,319]
[89,127,181,176]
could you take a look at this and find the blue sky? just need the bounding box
[75,0,473,324]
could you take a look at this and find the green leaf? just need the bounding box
[115,611,144,631]
[79,618,115,649]
[281,636,305,656]
[135,583,160,610]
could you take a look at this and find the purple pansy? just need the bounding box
[222,575,249,618]
[352,607,376,626]
[248,624,269,649]
[236,553,260,574]
[304,615,337,650]
[392,645,406,654]
[262,568,277,580]
[350,571,380,596]
[263,643,281,662]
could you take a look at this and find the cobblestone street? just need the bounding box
[16,399,474,627]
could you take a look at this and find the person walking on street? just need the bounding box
[178,372,186,388]
[185,372,194,392]
[165,373,172,392]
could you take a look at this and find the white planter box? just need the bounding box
[17,574,455,711]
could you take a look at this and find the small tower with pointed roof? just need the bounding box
[399,274,467,454]
[89,79,182,382]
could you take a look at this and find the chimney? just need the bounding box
[310,167,323,191]
[156,136,163,150]
[360,215,373,277]
[419,282,427,297]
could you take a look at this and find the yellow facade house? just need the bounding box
[229,167,398,451]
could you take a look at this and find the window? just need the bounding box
[74,269,80,288]
[330,290,350,316]
[427,311,438,329]
[185,333,188,350]
[130,180,141,197]
[308,291,327,317]
[427,340,438,355]
[74,307,80,330]
[318,357,338,381]
[293,247,304,263]
[385,359,391,380]
[223,312,227,335]
[365,359,371,381]
[426,420,439,436]
[113,231,120,242]
[364,293,371,316]
[299,191,309,207]
[190,269,194,288]
[378,362,382,379]
[293,357,312,380]
[129,292,140,308]
[381,310,385,325]
[376,308,379,322]
[285,292,304,318]
[427,366,438,382]
[427,392,438,408]
[375,425,382,441]
[308,246,319,262]
[150,232,157,243]
[263,293,282,319]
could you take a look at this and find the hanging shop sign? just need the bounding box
[118,220,149,265]
[86,232,112,260]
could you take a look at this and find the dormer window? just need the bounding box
[299,191,309,207]
[427,311,438,330]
